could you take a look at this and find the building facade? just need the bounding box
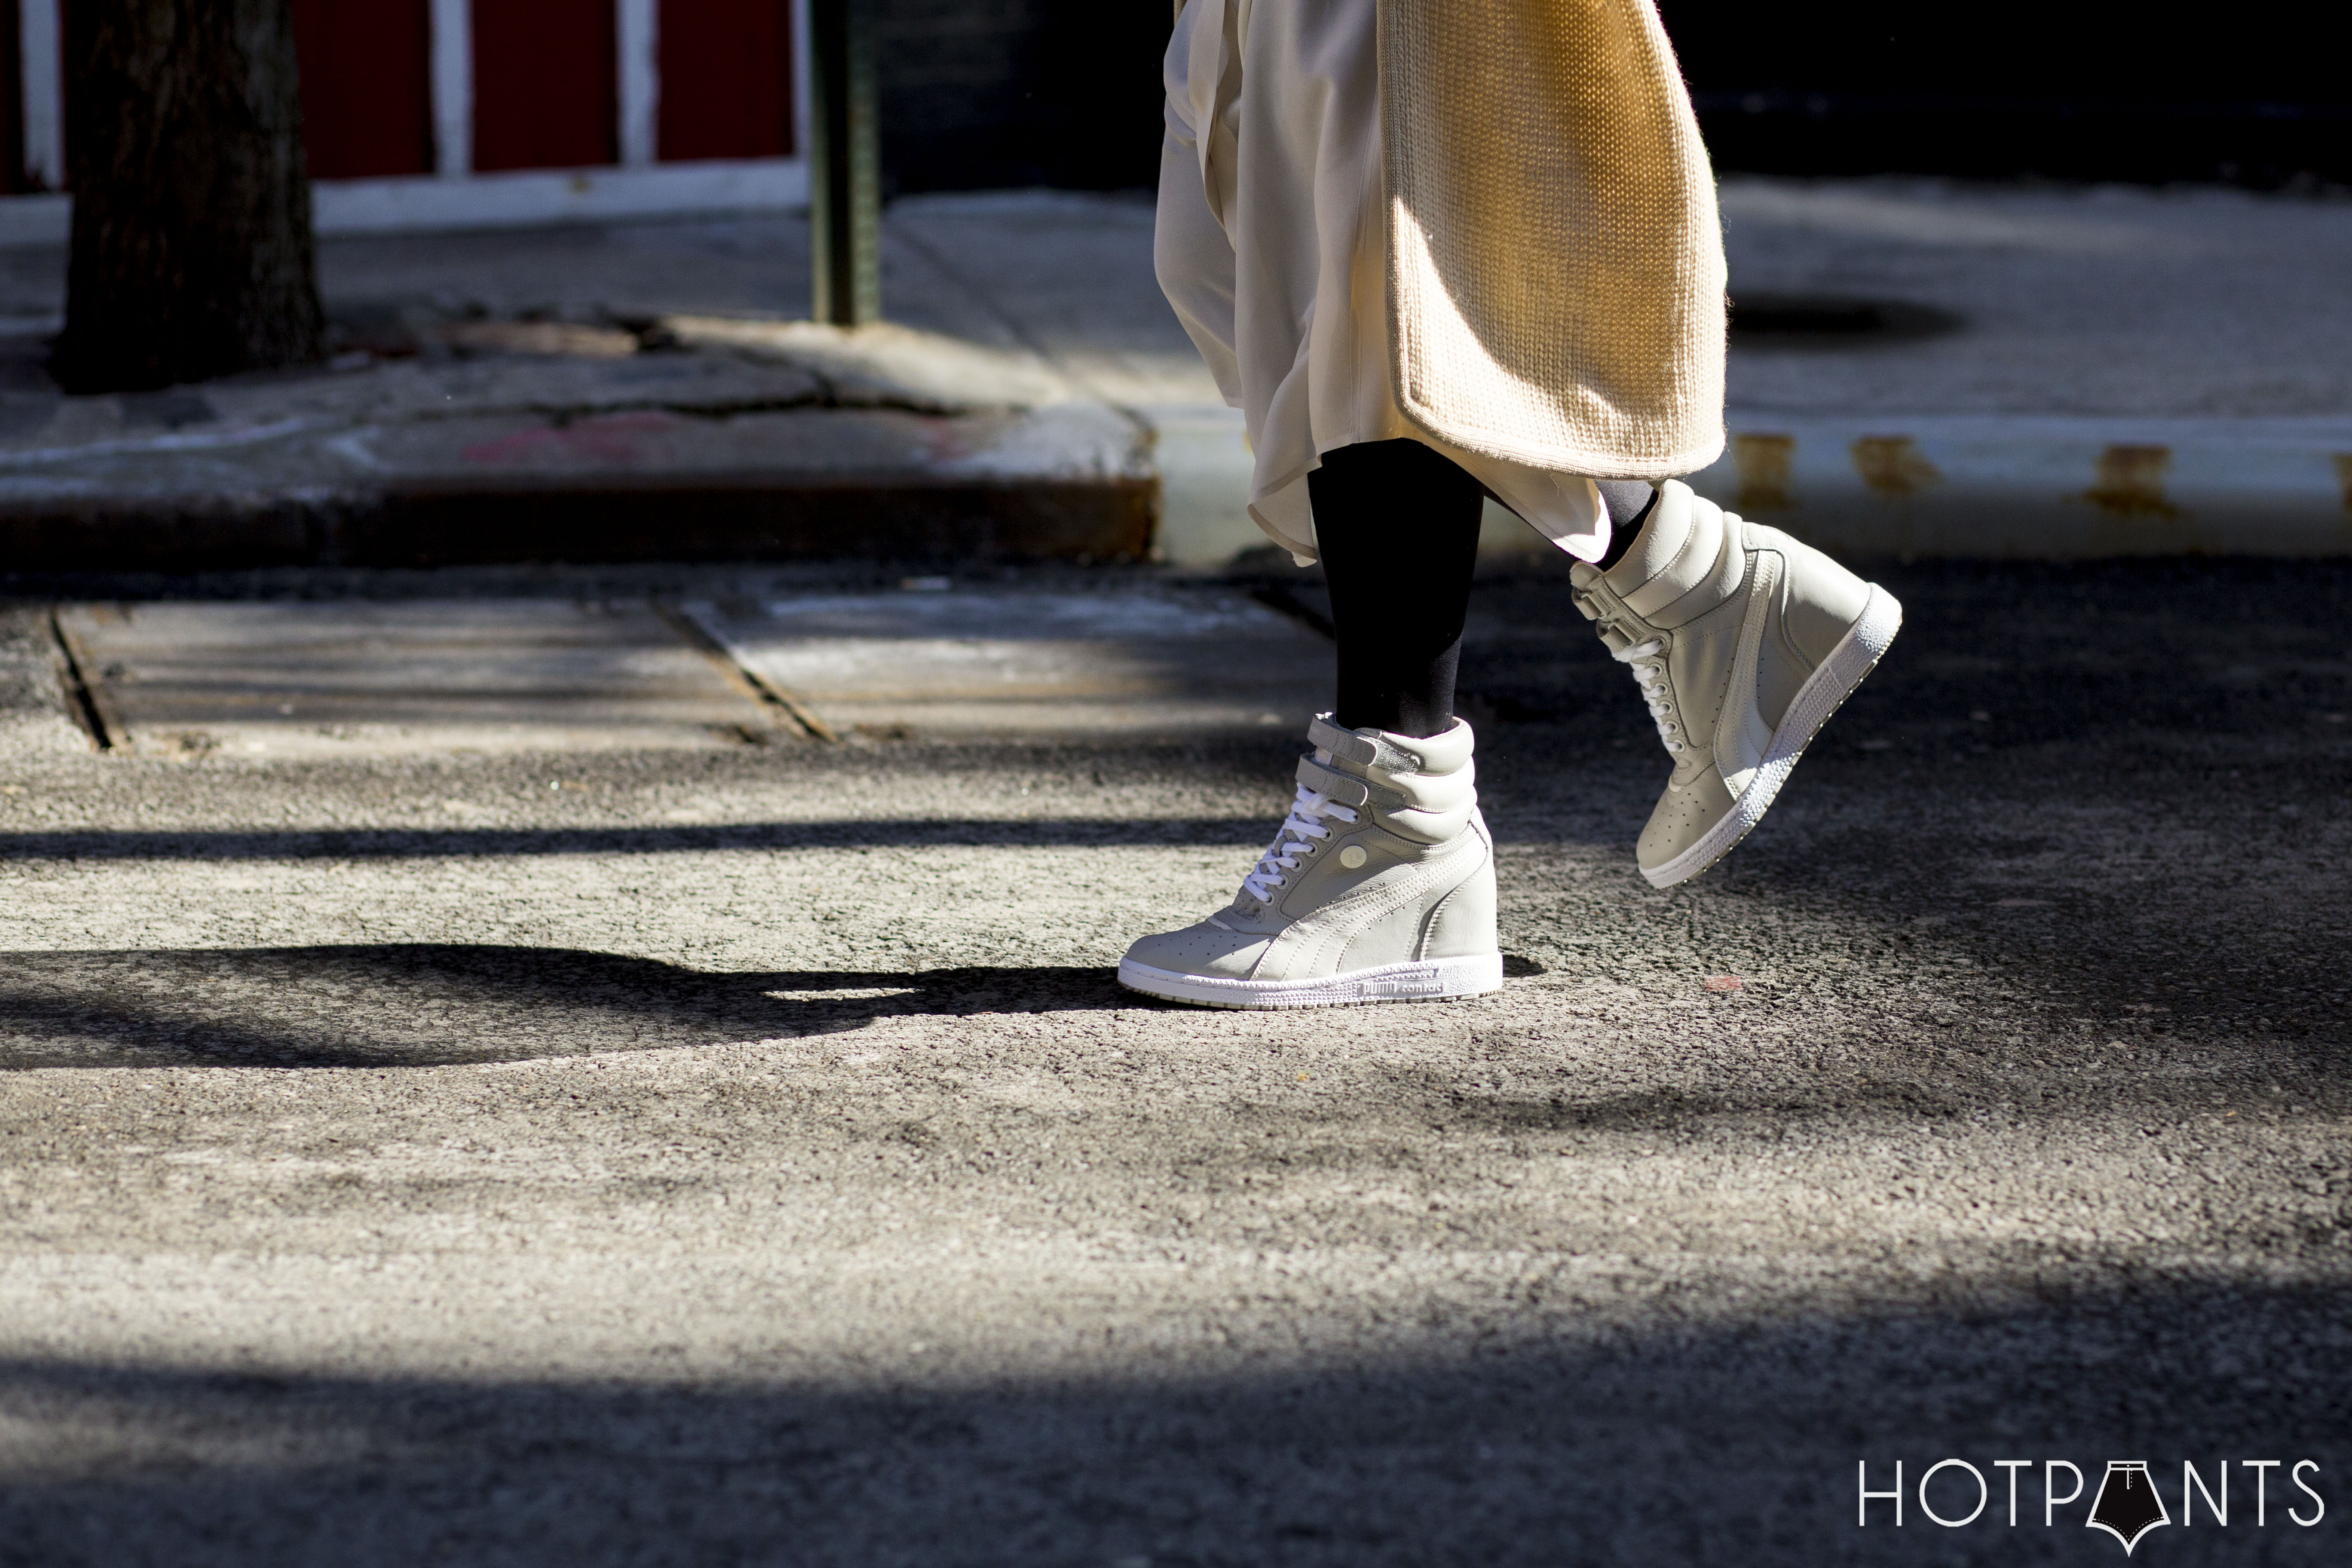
[3,0,805,237]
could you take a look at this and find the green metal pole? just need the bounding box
[808,0,880,327]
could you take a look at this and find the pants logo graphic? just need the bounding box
[1856,1457,2326,1554]
[2086,1461,2169,1556]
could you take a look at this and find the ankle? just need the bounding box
[1593,480,1657,571]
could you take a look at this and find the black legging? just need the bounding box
[1308,439,1654,738]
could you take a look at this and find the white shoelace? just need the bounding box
[1238,784,1360,903]
[1613,638,1685,753]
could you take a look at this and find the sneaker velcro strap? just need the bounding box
[1295,756,1370,805]
[1624,488,1726,621]
[1307,715,1378,765]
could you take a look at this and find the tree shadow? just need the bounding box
[0,946,1137,1069]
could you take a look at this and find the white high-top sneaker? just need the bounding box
[1118,715,1502,1009]
[1574,481,1901,888]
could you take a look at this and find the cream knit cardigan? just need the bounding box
[1377,0,1726,478]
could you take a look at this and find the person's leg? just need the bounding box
[1592,479,1657,569]
[1117,437,1500,1009]
[1308,439,1487,738]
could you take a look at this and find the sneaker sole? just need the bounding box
[1116,952,1504,1011]
[1642,582,1903,889]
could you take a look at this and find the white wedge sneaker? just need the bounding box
[1118,714,1502,1009]
[1572,481,1902,888]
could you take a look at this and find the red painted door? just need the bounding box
[0,0,24,193]
[291,0,434,178]
[658,0,794,160]
[472,0,620,172]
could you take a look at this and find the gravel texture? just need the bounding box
[1,560,2348,1566]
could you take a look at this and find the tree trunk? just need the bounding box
[52,0,325,394]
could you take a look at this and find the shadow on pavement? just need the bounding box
[0,1275,2343,1567]
[0,819,1277,861]
[0,946,1137,1069]
[9,938,2347,1148]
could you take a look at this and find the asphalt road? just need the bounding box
[2,557,2348,1566]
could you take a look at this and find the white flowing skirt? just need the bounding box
[1155,0,1613,565]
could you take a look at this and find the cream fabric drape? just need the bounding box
[1382,0,1726,475]
[1155,0,1723,565]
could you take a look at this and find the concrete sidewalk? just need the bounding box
[42,579,1335,758]
[0,202,1164,574]
[3,179,2350,574]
